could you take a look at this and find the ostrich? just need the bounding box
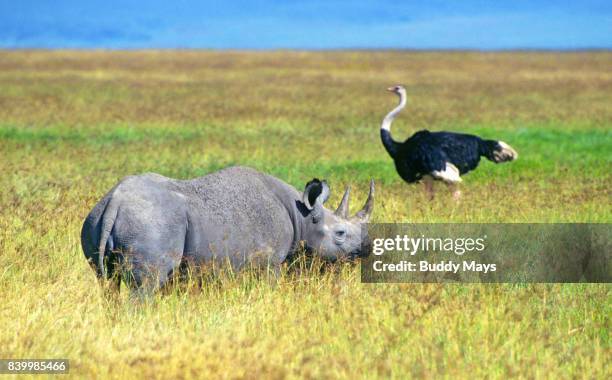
[381,85,518,200]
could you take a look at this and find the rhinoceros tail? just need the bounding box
[98,196,120,279]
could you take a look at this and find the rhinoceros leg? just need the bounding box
[109,192,189,297]
[116,232,186,298]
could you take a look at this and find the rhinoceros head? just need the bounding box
[300,178,374,261]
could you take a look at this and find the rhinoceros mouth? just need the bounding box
[350,241,372,260]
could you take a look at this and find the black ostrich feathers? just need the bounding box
[382,129,517,183]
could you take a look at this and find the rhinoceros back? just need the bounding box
[178,166,297,267]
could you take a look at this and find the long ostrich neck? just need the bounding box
[381,92,406,132]
[380,92,406,157]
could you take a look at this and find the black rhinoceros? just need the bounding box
[81,166,374,294]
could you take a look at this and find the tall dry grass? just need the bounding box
[0,51,610,379]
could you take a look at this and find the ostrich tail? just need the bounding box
[482,140,518,163]
[493,141,518,162]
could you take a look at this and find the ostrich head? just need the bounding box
[387,85,407,98]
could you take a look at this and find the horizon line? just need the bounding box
[1,47,611,53]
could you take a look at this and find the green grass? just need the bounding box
[0,51,610,379]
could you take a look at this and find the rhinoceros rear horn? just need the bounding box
[354,179,374,222]
[334,186,350,218]
[303,178,330,210]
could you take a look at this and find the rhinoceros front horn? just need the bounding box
[334,186,350,218]
[354,179,374,222]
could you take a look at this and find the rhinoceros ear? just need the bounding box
[303,179,330,210]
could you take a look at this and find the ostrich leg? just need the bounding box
[447,182,462,201]
[423,175,435,200]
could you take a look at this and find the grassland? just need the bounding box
[0,50,610,379]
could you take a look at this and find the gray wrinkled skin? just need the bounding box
[81,166,374,293]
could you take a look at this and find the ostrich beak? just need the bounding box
[387,87,395,92]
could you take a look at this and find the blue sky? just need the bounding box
[1,1,611,49]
